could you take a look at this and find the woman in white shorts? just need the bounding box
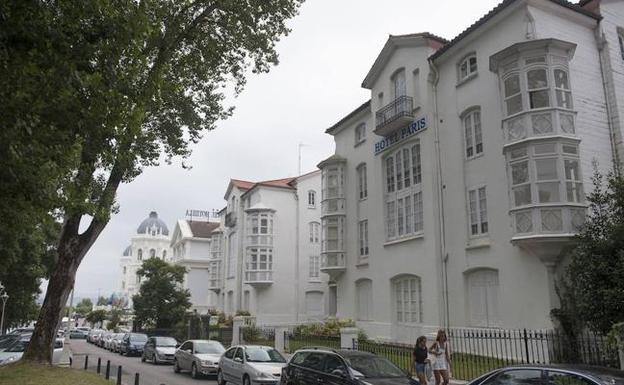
[429,329,451,385]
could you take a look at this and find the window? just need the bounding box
[484,370,543,385]
[504,73,522,116]
[121,281,125,289]
[355,123,366,145]
[467,269,500,327]
[527,68,549,109]
[247,211,273,245]
[149,249,156,258]
[309,222,320,243]
[554,69,572,109]
[308,190,316,208]
[123,266,126,274]
[137,249,143,261]
[243,290,250,312]
[392,68,406,99]
[393,275,422,323]
[245,247,273,281]
[459,54,478,81]
[227,233,237,278]
[384,141,424,241]
[162,250,167,259]
[309,255,320,280]
[136,274,141,284]
[547,371,595,385]
[358,220,369,258]
[357,164,367,199]
[355,279,373,321]
[464,109,483,158]
[305,291,324,319]
[468,187,488,236]
[619,29,624,60]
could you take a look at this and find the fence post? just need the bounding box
[523,329,530,363]
[105,360,111,380]
[84,355,89,370]
[274,327,288,353]
[232,316,244,345]
[340,327,358,350]
[97,357,101,374]
[134,372,140,385]
[116,365,122,385]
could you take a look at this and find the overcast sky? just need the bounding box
[69,0,502,301]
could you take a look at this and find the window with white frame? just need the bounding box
[309,255,320,280]
[210,234,223,259]
[392,68,406,99]
[227,232,236,278]
[355,123,366,145]
[464,109,483,158]
[357,163,367,200]
[384,141,424,241]
[618,29,624,60]
[308,190,316,208]
[392,275,422,323]
[468,186,488,236]
[356,279,373,321]
[358,220,369,259]
[247,211,273,246]
[137,249,143,261]
[245,247,273,282]
[309,222,320,243]
[466,269,500,327]
[149,248,156,258]
[459,54,478,82]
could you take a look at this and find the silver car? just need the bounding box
[217,345,287,385]
[173,339,225,379]
[0,337,64,366]
[142,336,178,364]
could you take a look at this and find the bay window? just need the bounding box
[245,247,273,282]
[246,211,274,246]
[384,140,424,241]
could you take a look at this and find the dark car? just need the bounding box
[280,348,417,385]
[119,333,148,356]
[69,329,88,339]
[465,365,624,385]
[142,336,178,365]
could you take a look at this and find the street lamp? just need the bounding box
[0,282,8,335]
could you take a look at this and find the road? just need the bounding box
[67,339,218,385]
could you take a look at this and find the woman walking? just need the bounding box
[413,336,429,385]
[430,329,451,385]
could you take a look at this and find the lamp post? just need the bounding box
[0,283,8,335]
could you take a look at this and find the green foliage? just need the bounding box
[74,298,93,317]
[96,297,108,306]
[106,308,123,332]
[554,170,624,334]
[235,310,251,316]
[293,319,356,338]
[132,258,191,329]
[85,310,107,326]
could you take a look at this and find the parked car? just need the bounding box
[97,331,110,348]
[173,339,225,379]
[87,329,104,344]
[0,337,64,366]
[218,345,287,385]
[119,333,148,356]
[111,333,125,353]
[464,365,624,385]
[103,333,116,350]
[279,347,417,385]
[69,329,88,339]
[142,336,178,364]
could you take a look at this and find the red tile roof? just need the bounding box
[187,221,220,238]
[230,179,255,190]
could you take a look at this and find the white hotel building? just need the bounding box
[209,171,331,324]
[318,0,624,342]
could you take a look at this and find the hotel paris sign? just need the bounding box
[374,116,427,155]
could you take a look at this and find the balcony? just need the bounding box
[321,198,346,216]
[375,95,414,136]
[225,212,236,228]
[320,252,346,279]
[244,270,273,286]
[503,108,577,145]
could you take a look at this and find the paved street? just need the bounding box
[67,339,217,385]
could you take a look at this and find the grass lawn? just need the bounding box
[0,362,112,385]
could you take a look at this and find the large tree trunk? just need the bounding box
[22,215,106,363]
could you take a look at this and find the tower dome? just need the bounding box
[137,211,169,236]
[122,245,132,256]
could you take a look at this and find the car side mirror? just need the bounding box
[331,369,347,378]
[176,343,180,348]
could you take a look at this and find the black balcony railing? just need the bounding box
[375,95,414,130]
[225,212,236,227]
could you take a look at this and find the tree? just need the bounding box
[1,0,303,363]
[553,170,624,334]
[85,310,107,328]
[107,308,123,332]
[132,258,191,329]
[74,298,93,318]
[96,296,108,307]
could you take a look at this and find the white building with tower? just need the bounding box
[119,211,172,303]
[318,0,624,342]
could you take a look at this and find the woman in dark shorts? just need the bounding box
[413,336,429,385]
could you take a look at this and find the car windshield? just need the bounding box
[245,347,286,363]
[344,355,405,378]
[0,336,18,350]
[194,342,225,354]
[6,340,28,353]
[155,337,177,347]
[130,334,148,342]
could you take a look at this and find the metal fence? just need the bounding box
[284,330,341,353]
[240,326,276,347]
[209,327,233,347]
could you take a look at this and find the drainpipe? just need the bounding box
[294,190,301,323]
[429,59,450,329]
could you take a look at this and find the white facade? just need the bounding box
[210,171,329,325]
[169,219,221,313]
[319,0,623,343]
[119,211,172,303]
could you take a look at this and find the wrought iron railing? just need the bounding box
[375,95,414,130]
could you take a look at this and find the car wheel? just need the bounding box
[217,369,226,385]
[173,359,181,373]
[243,374,251,385]
[191,363,199,379]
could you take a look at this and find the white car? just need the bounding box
[0,337,64,366]
[217,345,287,385]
